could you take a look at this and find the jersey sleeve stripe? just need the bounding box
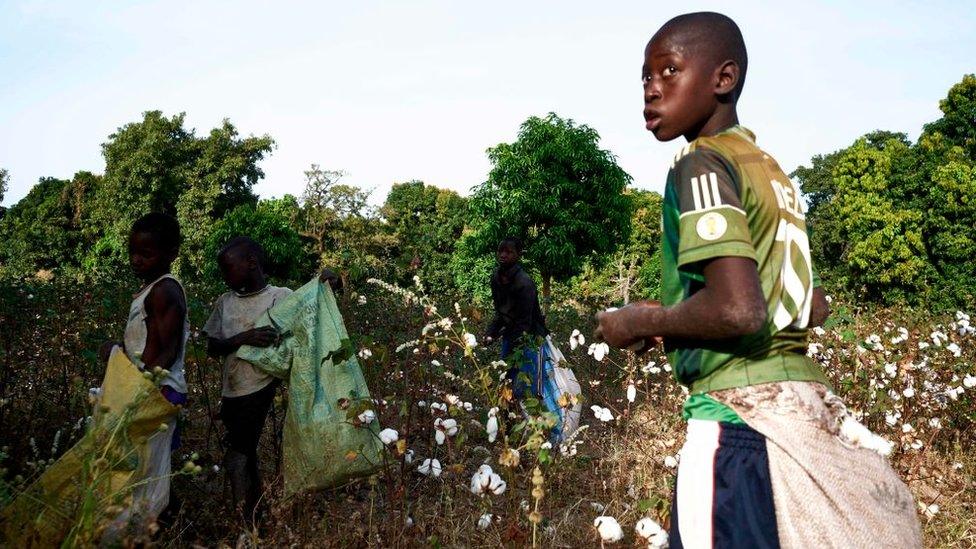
[708,172,723,206]
[700,176,713,208]
[691,176,704,210]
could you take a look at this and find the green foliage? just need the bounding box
[0,172,98,278]
[456,113,632,303]
[205,202,312,289]
[83,111,274,275]
[0,167,8,207]
[381,180,468,292]
[569,189,663,307]
[296,165,396,285]
[924,74,976,159]
[795,75,976,308]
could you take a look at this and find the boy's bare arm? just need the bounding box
[596,256,766,348]
[142,279,187,371]
[207,327,277,357]
[810,287,830,327]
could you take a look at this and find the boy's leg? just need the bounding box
[220,382,277,519]
[243,382,277,515]
[671,419,779,549]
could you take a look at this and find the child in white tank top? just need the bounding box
[99,213,189,536]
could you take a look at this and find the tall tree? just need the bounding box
[297,165,394,286]
[381,180,468,292]
[573,190,663,306]
[0,172,99,277]
[0,168,9,220]
[457,113,632,306]
[84,111,274,276]
[794,75,976,307]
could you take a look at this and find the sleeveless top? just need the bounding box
[123,274,190,393]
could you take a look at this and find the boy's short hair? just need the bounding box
[131,212,181,251]
[219,236,268,269]
[498,237,523,253]
[658,12,748,98]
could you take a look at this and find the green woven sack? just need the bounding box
[238,279,382,497]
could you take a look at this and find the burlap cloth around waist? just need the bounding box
[711,381,922,549]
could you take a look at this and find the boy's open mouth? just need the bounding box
[644,111,662,131]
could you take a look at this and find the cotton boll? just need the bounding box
[635,517,667,547]
[590,405,614,422]
[418,458,441,477]
[593,516,624,542]
[357,409,376,424]
[379,428,399,445]
[477,513,494,530]
[486,407,499,442]
[626,384,637,403]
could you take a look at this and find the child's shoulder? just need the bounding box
[672,127,760,174]
[145,276,187,311]
[268,285,293,298]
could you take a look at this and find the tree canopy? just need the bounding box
[455,113,632,304]
[794,74,976,307]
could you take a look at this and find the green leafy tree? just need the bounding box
[0,172,99,277]
[380,180,468,292]
[923,74,976,159]
[795,75,976,306]
[572,190,663,306]
[84,111,274,277]
[0,168,8,207]
[297,165,395,286]
[456,113,632,306]
[205,202,312,289]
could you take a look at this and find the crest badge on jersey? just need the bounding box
[696,212,727,241]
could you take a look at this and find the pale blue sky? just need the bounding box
[2,0,974,207]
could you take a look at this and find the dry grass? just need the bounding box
[1,279,974,547]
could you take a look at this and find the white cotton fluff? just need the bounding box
[839,416,893,456]
[477,513,494,530]
[357,409,376,424]
[635,517,669,548]
[379,428,399,445]
[486,407,499,442]
[434,418,458,445]
[593,516,624,542]
[470,464,507,496]
[627,383,637,403]
[417,458,441,477]
[588,342,609,362]
[590,405,614,422]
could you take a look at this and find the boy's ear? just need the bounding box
[714,60,740,97]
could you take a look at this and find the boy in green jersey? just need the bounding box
[595,12,920,548]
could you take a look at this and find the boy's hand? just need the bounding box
[239,327,278,348]
[99,340,122,363]
[594,301,663,351]
[319,268,343,292]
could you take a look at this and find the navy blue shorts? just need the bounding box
[670,420,779,549]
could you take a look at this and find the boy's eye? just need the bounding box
[663,65,678,76]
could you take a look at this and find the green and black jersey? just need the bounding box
[660,126,828,420]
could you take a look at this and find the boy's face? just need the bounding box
[217,250,255,292]
[128,231,174,280]
[497,244,519,267]
[642,35,719,142]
